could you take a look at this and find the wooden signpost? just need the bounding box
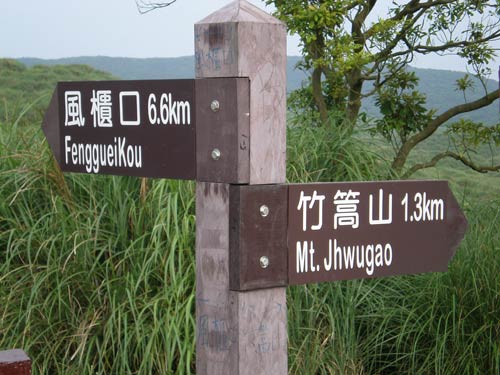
[41,1,468,374]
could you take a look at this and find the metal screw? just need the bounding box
[210,100,220,112]
[260,205,269,217]
[211,148,221,161]
[260,256,270,269]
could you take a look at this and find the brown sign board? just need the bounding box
[42,78,250,181]
[287,180,467,285]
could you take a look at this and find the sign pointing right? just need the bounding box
[288,180,468,285]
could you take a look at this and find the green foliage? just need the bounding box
[287,82,351,127]
[448,119,500,149]
[16,57,500,125]
[374,69,434,149]
[269,0,500,175]
[287,200,500,374]
[455,74,475,102]
[287,84,321,126]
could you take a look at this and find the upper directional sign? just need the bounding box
[287,180,468,285]
[42,80,196,179]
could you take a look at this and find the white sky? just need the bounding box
[0,0,498,76]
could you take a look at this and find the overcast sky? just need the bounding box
[1,0,498,77]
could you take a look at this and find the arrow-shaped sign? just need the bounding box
[288,180,468,284]
[42,80,196,179]
[227,181,468,290]
[42,78,250,182]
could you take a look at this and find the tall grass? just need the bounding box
[1,103,498,374]
[0,109,196,374]
[286,200,499,375]
[286,122,387,183]
[286,122,499,374]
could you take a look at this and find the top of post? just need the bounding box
[196,0,283,25]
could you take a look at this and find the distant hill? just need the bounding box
[17,56,499,124]
[18,56,308,91]
[0,59,114,125]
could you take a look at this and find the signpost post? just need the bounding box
[41,1,468,374]
[194,3,288,374]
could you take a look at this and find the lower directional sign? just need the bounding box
[287,180,468,285]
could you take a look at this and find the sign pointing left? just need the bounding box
[43,80,197,179]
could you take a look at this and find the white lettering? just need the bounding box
[71,143,78,165]
[65,136,71,164]
[177,100,191,125]
[296,241,309,273]
[169,93,178,124]
[365,245,374,275]
[369,189,393,225]
[384,244,393,266]
[118,137,126,167]
[309,242,317,272]
[325,239,392,276]
[343,245,355,270]
[147,93,192,126]
[63,137,143,174]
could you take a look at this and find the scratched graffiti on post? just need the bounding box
[195,24,237,75]
[198,315,235,352]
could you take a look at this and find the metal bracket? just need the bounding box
[195,77,250,184]
[229,184,288,291]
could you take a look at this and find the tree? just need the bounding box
[267,0,500,177]
[135,0,177,14]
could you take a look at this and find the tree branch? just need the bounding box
[392,88,500,173]
[365,0,453,38]
[136,0,177,14]
[413,30,500,53]
[403,151,500,178]
[390,0,455,23]
[414,89,499,145]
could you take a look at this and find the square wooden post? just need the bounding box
[194,1,287,374]
[0,350,31,375]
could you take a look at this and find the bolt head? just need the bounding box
[259,256,270,269]
[210,100,220,112]
[260,205,269,217]
[211,148,221,161]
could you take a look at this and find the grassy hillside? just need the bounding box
[409,133,500,202]
[1,60,499,374]
[0,59,114,126]
[358,129,500,202]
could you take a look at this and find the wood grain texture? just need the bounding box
[196,184,287,375]
[196,1,282,24]
[196,78,250,183]
[195,2,287,374]
[195,0,287,184]
[229,184,288,291]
